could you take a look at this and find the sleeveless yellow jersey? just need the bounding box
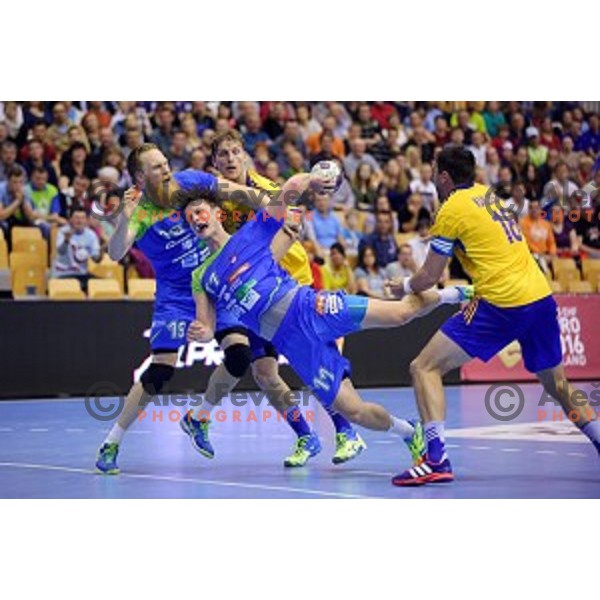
[429,183,551,307]
[221,169,313,286]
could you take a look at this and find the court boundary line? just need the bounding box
[0,461,377,499]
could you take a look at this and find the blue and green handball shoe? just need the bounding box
[283,432,322,467]
[332,430,367,464]
[96,442,120,475]
[180,410,215,459]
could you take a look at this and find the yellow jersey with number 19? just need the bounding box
[429,183,551,307]
[220,169,313,286]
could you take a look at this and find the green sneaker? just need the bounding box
[96,442,120,475]
[332,431,367,464]
[283,433,322,468]
[405,420,426,465]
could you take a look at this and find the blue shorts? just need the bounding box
[151,294,275,361]
[271,287,368,407]
[442,295,562,373]
[150,294,195,353]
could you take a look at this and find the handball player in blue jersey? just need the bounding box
[183,172,473,466]
[95,144,324,474]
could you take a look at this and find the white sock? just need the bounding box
[105,424,125,445]
[437,288,460,304]
[193,399,217,421]
[388,415,415,440]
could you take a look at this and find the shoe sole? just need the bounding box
[392,472,454,487]
[96,467,120,475]
[332,439,367,464]
[180,418,215,459]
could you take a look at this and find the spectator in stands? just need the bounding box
[296,104,321,142]
[18,121,57,163]
[149,105,176,154]
[408,217,433,269]
[240,111,268,155]
[355,103,382,147]
[382,157,411,212]
[189,148,207,171]
[351,161,381,211]
[483,101,507,138]
[329,159,356,214]
[550,205,579,257]
[540,117,561,151]
[364,196,399,235]
[25,167,64,235]
[281,149,307,180]
[398,192,431,233]
[322,243,356,293]
[433,115,451,147]
[409,163,439,213]
[0,166,33,239]
[0,140,20,183]
[359,210,398,267]
[341,209,363,258]
[59,142,96,188]
[310,132,340,166]
[484,146,501,185]
[385,243,418,281]
[51,208,101,292]
[526,127,548,168]
[168,130,191,172]
[468,130,488,168]
[22,139,59,187]
[354,245,387,298]
[304,191,345,259]
[576,113,600,155]
[495,165,514,200]
[545,161,579,213]
[272,119,306,160]
[47,102,73,153]
[54,174,91,219]
[370,126,403,165]
[0,101,24,139]
[306,115,345,158]
[520,199,557,274]
[343,138,380,179]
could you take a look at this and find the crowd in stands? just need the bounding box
[0,101,598,298]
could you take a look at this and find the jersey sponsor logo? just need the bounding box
[234,279,261,311]
[156,223,187,239]
[315,292,344,316]
[228,262,251,284]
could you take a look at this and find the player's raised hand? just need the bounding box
[122,186,142,220]
[187,320,213,343]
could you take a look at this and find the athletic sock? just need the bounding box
[193,399,217,422]
[324,405,353,433]
[105,424,125,445]
[388,415,416,441]
[284,406,312,438]
[581,420,600,445]
[424,421,447,463]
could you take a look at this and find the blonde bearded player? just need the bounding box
[180,129,367,467]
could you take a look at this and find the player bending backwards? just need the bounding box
[391,145,600,486]
[182,175,473,466]
[95,143,325,473]
[180,130,366,467]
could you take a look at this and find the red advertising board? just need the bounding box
[461,295,600,382]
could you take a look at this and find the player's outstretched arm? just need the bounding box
[387,249,449,298]
[187,293,216,343]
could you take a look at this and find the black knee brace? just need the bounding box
[140,363,175,395]
[223,343,252,378]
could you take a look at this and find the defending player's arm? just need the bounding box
[107,187,142,261]
[388,202,456,297]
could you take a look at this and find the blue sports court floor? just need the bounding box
[1,383,599,498]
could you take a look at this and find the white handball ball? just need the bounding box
[310,160,342,193]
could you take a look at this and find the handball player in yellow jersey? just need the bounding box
[391,145,600,486]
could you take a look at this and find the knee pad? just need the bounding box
[140,363,175,395]
[223,343,252,378]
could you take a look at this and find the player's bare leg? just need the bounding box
[96,352,178,474]
[536,364,600,453]
[392,331,471,487]
[361,287,470,330]
[330,378,425,464]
